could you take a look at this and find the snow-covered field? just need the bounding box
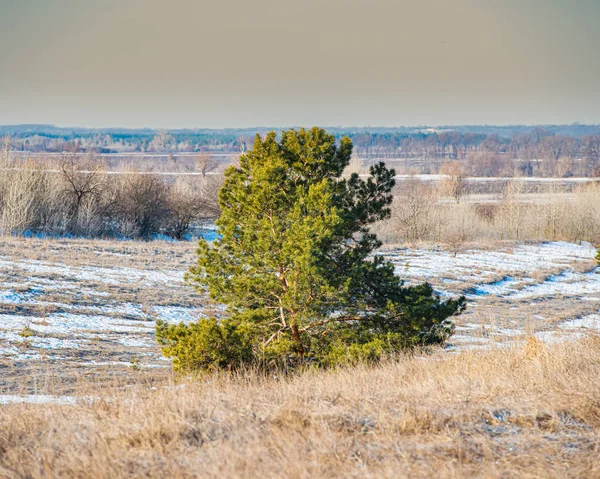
[0,239,207,391]
[385,241,600,350]
[0,237,599,394]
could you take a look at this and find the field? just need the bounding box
[1,334,599,477]
[0,238,199,393]
[3,0,600,473]
[1,236,600,477]
[1,236,599,394]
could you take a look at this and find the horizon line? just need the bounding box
[1,122,599,132]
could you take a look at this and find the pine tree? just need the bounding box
[157,128,465,372]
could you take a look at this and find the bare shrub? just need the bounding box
[0,164,43,234]
[0,142,49,235]
[116,174,170,240]
[31,168,71,234]
[164,177,221,240]
[391,180,443,243]
[376,179,600,246]
[498,180,530,240]
[565,183,600,244]
[439,160,465,203]
[473,203,498,224]
[0,144,223,240]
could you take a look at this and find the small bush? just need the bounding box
[156,318,255,373]
[18,325,35,338]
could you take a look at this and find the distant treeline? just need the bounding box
[2,123,599,150]
[2,124,600,177]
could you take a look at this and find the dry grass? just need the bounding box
[1,336,599,478]
[375,180,600,245]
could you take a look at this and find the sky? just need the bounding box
[0,0,599,128]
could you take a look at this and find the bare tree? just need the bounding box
[583,136,600,176]
[557,156,574,178]
[464,151,513,177]
[228,137,249,169]
[343,153,364,178]
[195,152,219,177]
[540,136,568,176]
[149,131,176,152]
[59,150,111,233]
[439,160,465,203]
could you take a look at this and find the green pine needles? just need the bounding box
[156,128,465,372]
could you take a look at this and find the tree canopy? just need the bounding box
[156,127,465,372]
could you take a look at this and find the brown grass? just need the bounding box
[375,180,600,245]
[1,336,599,478]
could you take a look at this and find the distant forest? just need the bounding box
[2,123,600,177]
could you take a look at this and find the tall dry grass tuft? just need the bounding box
[523,335,546,360]
[1,336,599,478]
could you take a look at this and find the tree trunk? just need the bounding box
[291,324,304,362]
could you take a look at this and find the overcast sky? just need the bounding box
[1,0,599,128]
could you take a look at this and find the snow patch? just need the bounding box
[0,257,185,287]
[559,315,600,331]
[152,305,205,324]
[0,395,79,405]
[389,242,595,286]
